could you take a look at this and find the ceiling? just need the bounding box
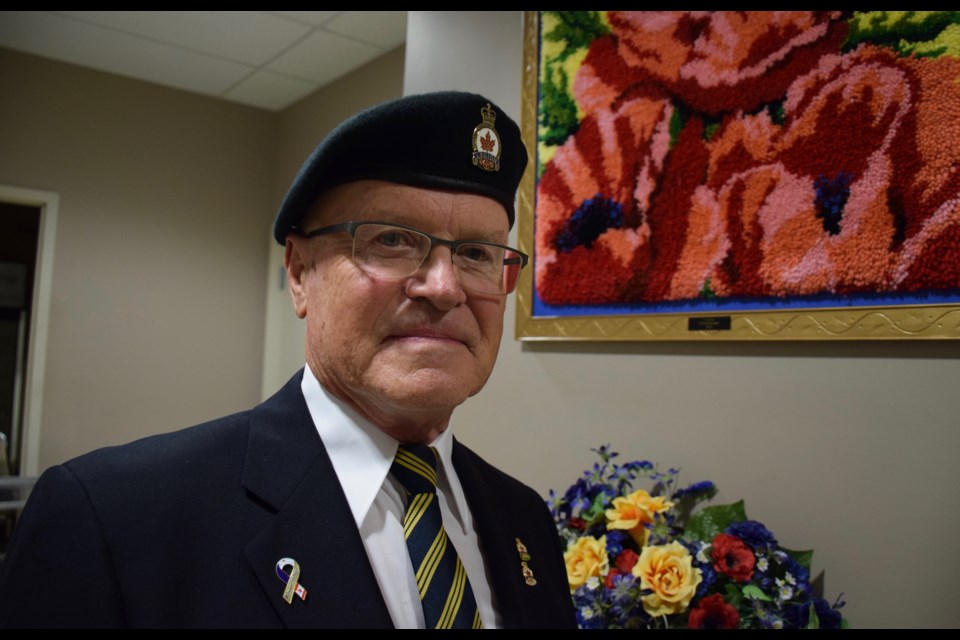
[0,11,407,112]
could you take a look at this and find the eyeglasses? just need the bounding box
[301,221,529,296]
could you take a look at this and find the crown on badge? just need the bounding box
[480,103,496,127]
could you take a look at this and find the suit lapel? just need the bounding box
[453,440,578,629]
[452,441,530,628]
[241,371,393,628]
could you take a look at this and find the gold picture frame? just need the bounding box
[515,11,960,341]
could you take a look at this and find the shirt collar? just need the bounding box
[300,366,471,531]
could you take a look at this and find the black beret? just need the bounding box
[273,90,528,244]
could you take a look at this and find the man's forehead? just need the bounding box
[274,91,527,244]
[307,180,511,239]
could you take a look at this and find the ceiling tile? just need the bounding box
[52,11,311,66]
[267,29,383,85]
[269,11,339,27]
[325,11,407,48]
[0,11,252,96]
[0,10,408,112]
[224,70,318,111]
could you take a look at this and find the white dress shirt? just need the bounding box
[301,366,500,629]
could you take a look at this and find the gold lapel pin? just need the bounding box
[515,538,537,586]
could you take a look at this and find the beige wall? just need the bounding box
[403,11,960,628]
[0,48,276,469]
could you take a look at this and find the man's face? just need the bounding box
[285,180,509,443]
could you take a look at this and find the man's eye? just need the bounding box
[374,230,416,248]
[459,244,497,264]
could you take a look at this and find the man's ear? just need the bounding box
[284,238,309,319]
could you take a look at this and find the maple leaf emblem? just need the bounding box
[479,131,496,152]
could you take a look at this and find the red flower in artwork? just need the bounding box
[669,44,960,300]
[711,533,755,583]
[688,593,740,629]
[607,11,849,115]
[535,95,672,304]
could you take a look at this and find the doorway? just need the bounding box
[0,201,40,478]
[0,185,57,557]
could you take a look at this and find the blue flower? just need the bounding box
[576,605,605,629]
[605,574,645,627]
[672,480,717,501]
[754,603,786,629]
[726,520,778,549]
[778,555,811,597]
[784,597,844,629]
[624,460,654,472]
[814,171,853,235]
[554,194,624,253]
[605,530,630,558]
[696,563,718,600]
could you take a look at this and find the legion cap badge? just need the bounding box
[472,103,501,172]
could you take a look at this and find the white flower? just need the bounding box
[696,543,712,564]
[756,556,769,572]
[775,577,794,600]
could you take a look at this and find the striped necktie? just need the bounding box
[391,444,482,629]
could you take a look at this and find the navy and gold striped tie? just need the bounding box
[391,444,482,629]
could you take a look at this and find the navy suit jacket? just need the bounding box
[0,371,576,628]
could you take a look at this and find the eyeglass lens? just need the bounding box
[352,224,522,295]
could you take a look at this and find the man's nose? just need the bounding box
[404,246,468,309]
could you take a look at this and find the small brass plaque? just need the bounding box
[689,316,731,331]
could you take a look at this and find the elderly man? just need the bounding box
[0,91,577,629]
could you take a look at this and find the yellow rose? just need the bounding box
[632,541,702,617]
[564,535,609,590]
[605,489,674,545]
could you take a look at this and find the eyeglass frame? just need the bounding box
[296,220,529,295]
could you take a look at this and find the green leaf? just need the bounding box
[668,106,686,149]
[539,65,580,147]
[698,277,717,299]
[742,584,771,602]
[542,11,609,60]
[724,582,742,605]
[807,602,821,629]
[784,547,814,571]
[845,11,960,57]
[685,500,748,541]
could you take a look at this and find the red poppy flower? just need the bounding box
[688,593,740,629]
[535,95,671,304]
[670,44,960,299]
[608,11,848,115]
[711,533,755,583]
[615,549,640,574]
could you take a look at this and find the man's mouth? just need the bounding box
[387,327,470,347]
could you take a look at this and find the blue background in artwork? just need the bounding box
[531,287,960,318]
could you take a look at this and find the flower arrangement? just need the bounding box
[547,446,847,629]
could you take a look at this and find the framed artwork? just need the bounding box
[516,11,960,340]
